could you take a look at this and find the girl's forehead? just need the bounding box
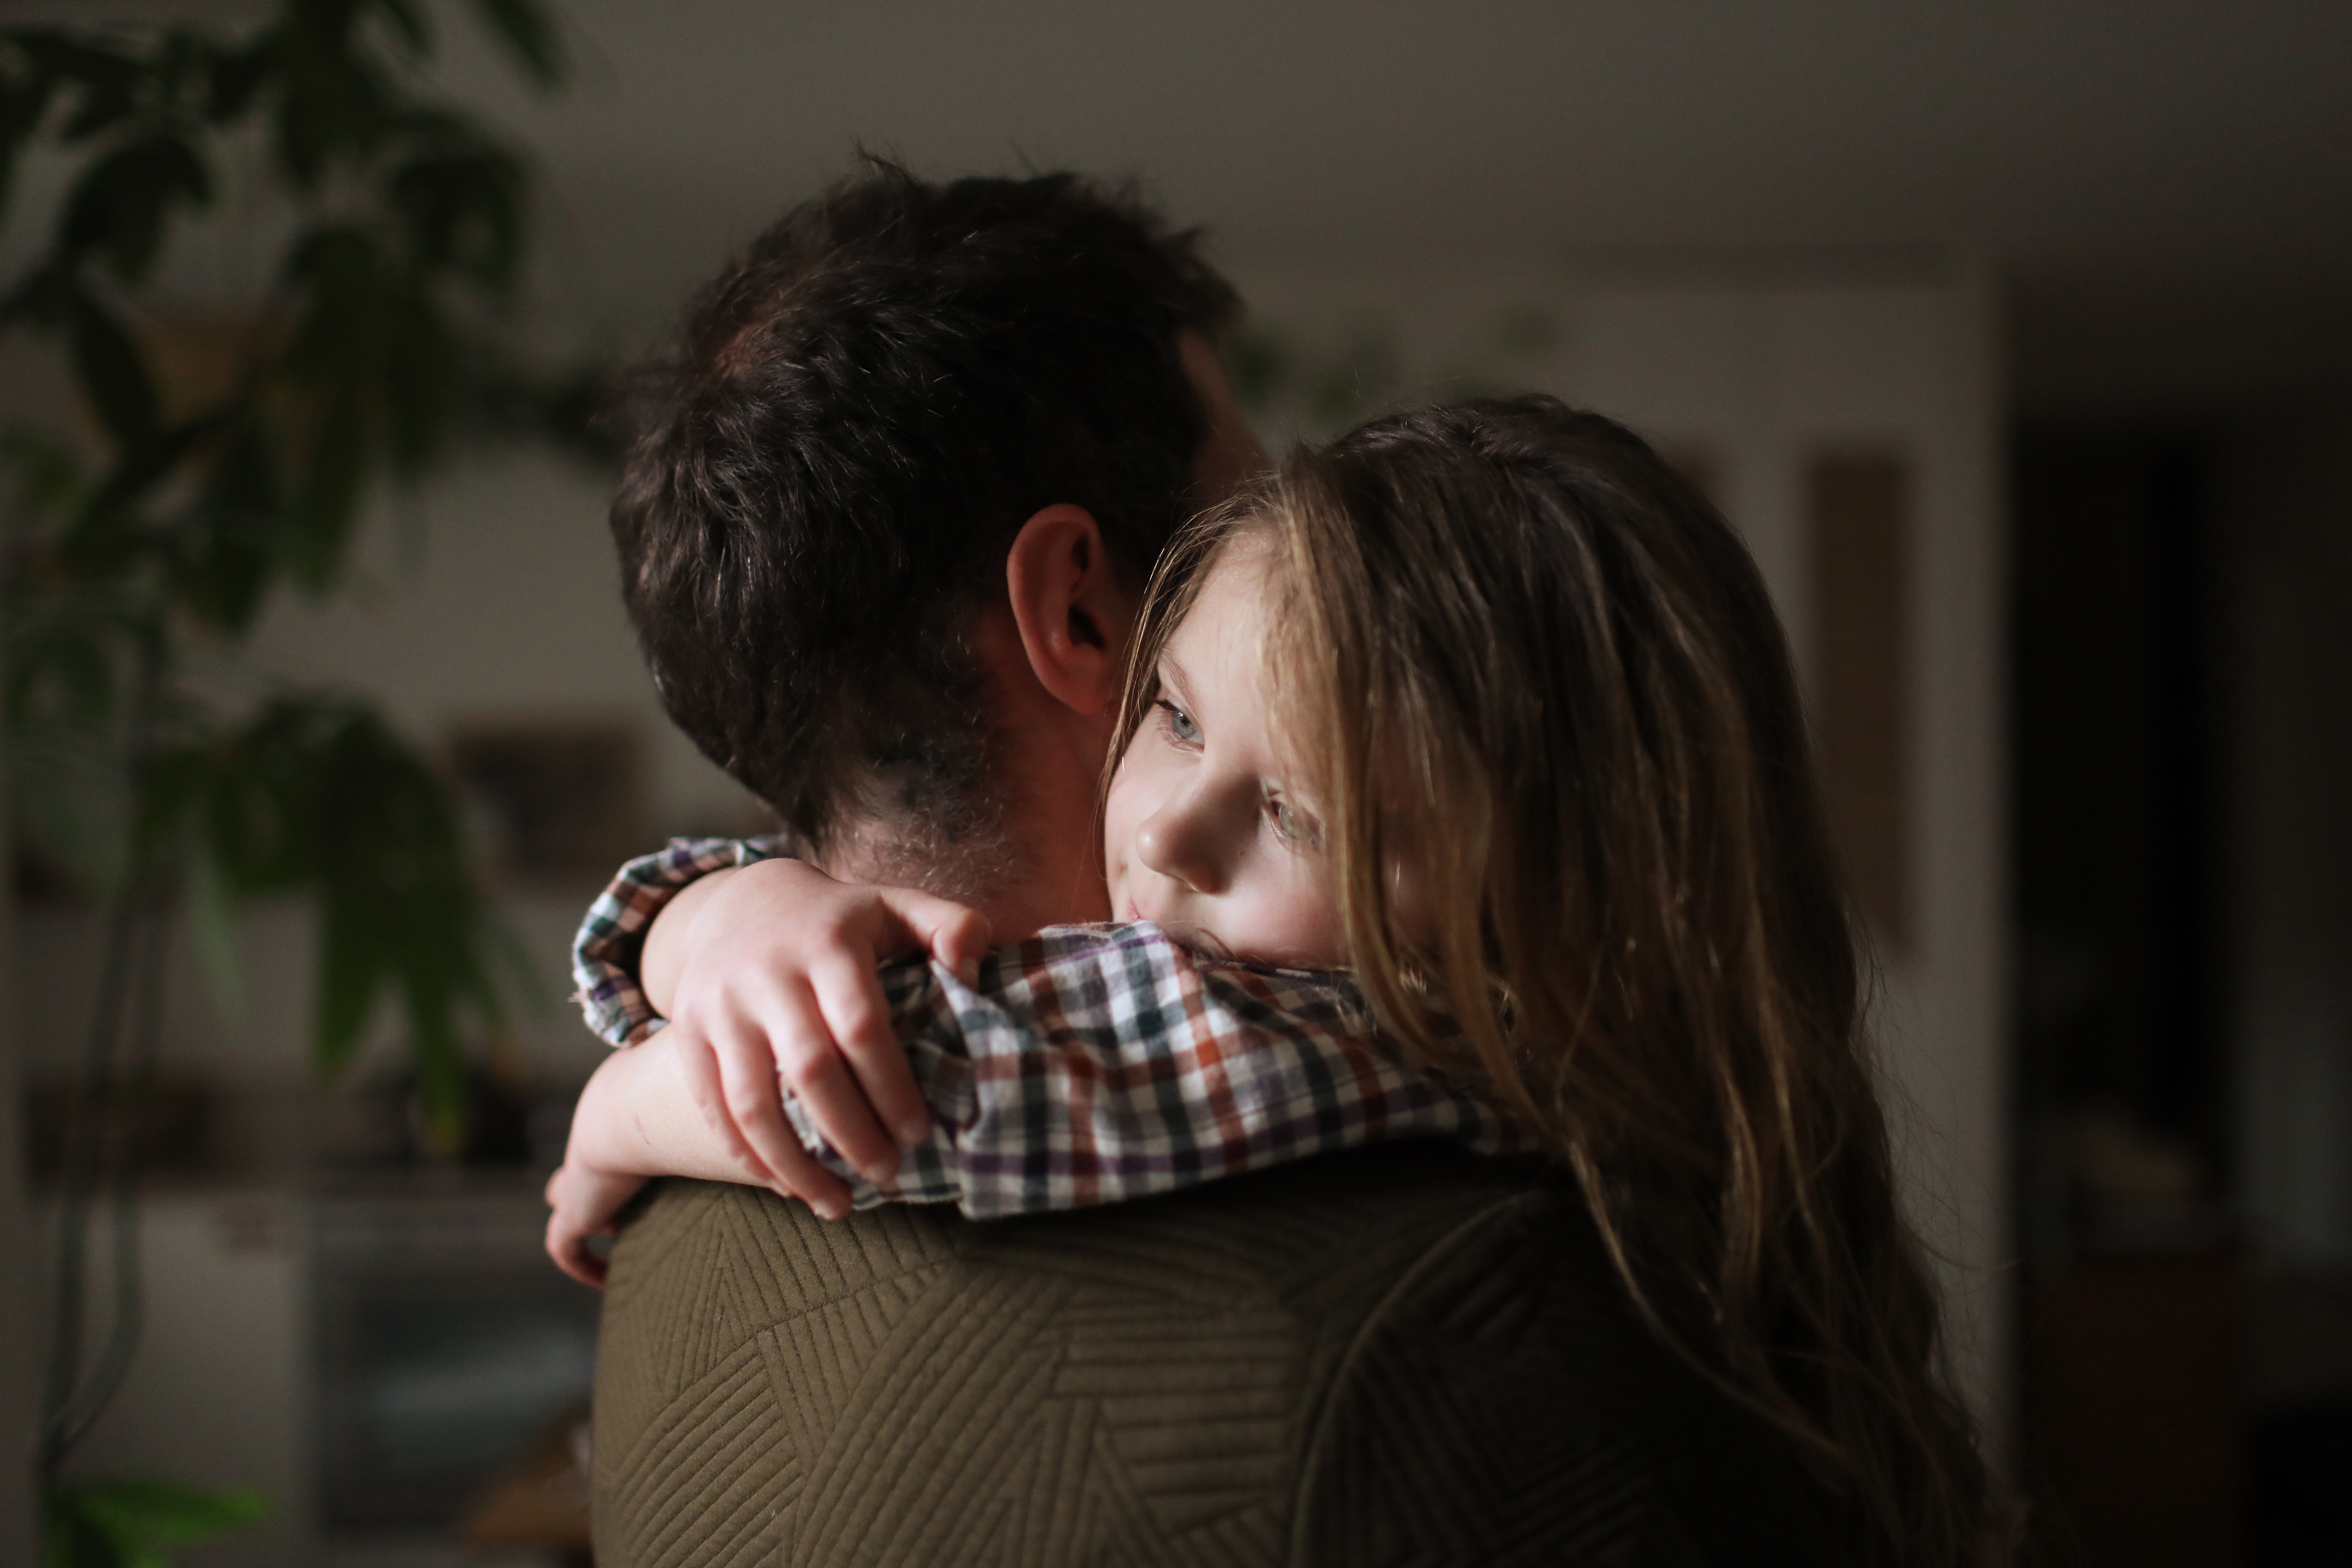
[1169,531,1324,777]
[1187,532,1283,624]
[1171,539,1305,706]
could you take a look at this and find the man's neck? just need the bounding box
[814,798,1108,942]
[809,596,1120,940]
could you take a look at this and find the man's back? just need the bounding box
[591,1143,1835,1566]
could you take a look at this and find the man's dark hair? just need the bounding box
[610,160,1241,858]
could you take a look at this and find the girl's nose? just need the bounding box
[1135,787,1232,895]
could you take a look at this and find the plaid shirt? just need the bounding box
[571,838,1518,1219]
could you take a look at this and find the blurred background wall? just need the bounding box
[5,2,2349,1564]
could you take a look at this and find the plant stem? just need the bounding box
[52,888,170,1460]
[39,651,167,1480]
[39,873,147,1480]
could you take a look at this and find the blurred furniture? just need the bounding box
[449,719,647,886]
[2247,1273,2352,1565]
[2023,1252,2244,1567]
[458,1406,593,1567]
[312,1180,601,1542]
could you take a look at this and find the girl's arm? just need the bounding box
[575,852,992,1218]
[545,1030,784,1287]
[548,858,989,1285]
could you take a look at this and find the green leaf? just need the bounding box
[403,956,469,1136]
[2,0,580,1157]
[44,1476,268,1568]
[60,136,214,282]
[390,143,526,294]
[184,839,247,1026]
[178,417,281,632]
[62,421,212,580]
[0,43,63,227]
[464,0,565,89]
[9,32,143,144]
[313,884,385,1072]
[480,908,553,1021]
[372,0,434,59]
[7,615,118,731]
[7,711,132,894]
[304,706,510,1093]
[0,259,71,332]
[152,31,216,123]
[288,390,366,591]
[0,425,87,516]
[201,711,307,890]
[130,740,211,867]
[204,33,276,123]
[378,286,458,470]
[66,290,157,446]
[272,10,395,188]
[283,224,386,381]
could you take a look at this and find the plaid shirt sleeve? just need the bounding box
[777,921,1525,1220]
[569,836,791,1046]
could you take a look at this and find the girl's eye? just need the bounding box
[1156,699,1202,746]
[1267,797,1321,848]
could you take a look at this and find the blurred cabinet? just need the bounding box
[2024,1254,2244,1567]
[56,1176,590,1568]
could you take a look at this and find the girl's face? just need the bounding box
[1102,540,1345,969]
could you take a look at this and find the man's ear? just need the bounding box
[1004,504,1134,717]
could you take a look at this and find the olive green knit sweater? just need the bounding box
[591,1142,1833,1567]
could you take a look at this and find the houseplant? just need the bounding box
[0,1,594,1558]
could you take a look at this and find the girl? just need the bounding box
[551,394,2004,1563]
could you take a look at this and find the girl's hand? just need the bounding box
[648,857,991,1218]
[544,1161,649,1289]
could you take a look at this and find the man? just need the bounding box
[569,163,1822,1566]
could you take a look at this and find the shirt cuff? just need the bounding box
[569,835,788,1046]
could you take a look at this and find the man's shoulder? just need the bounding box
[594,1148,1839,1566]
[614,1141,1549,1311]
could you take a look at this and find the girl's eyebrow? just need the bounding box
[1157,654,1201,716]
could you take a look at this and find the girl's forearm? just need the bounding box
[569,1033,777,1186]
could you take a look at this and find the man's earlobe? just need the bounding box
[1006,504,1134,717]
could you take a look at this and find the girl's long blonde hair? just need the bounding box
[1115,396,2003,1565]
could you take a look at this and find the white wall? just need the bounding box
[54,1191,309,1568]
[228,453,758,840]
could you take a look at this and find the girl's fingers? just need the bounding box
[709,1009,861,1217]
[674,1008,857,1218]
[876,888,992,987]
[544,1214,609,1290]
[667,1016,774,1175]
[807,952,933,1151]
[753,1131,853,1221]
[757,978,901,1184]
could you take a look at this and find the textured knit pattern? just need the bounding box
[591,1144,1836,1567]
[570,842,1522,1221]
